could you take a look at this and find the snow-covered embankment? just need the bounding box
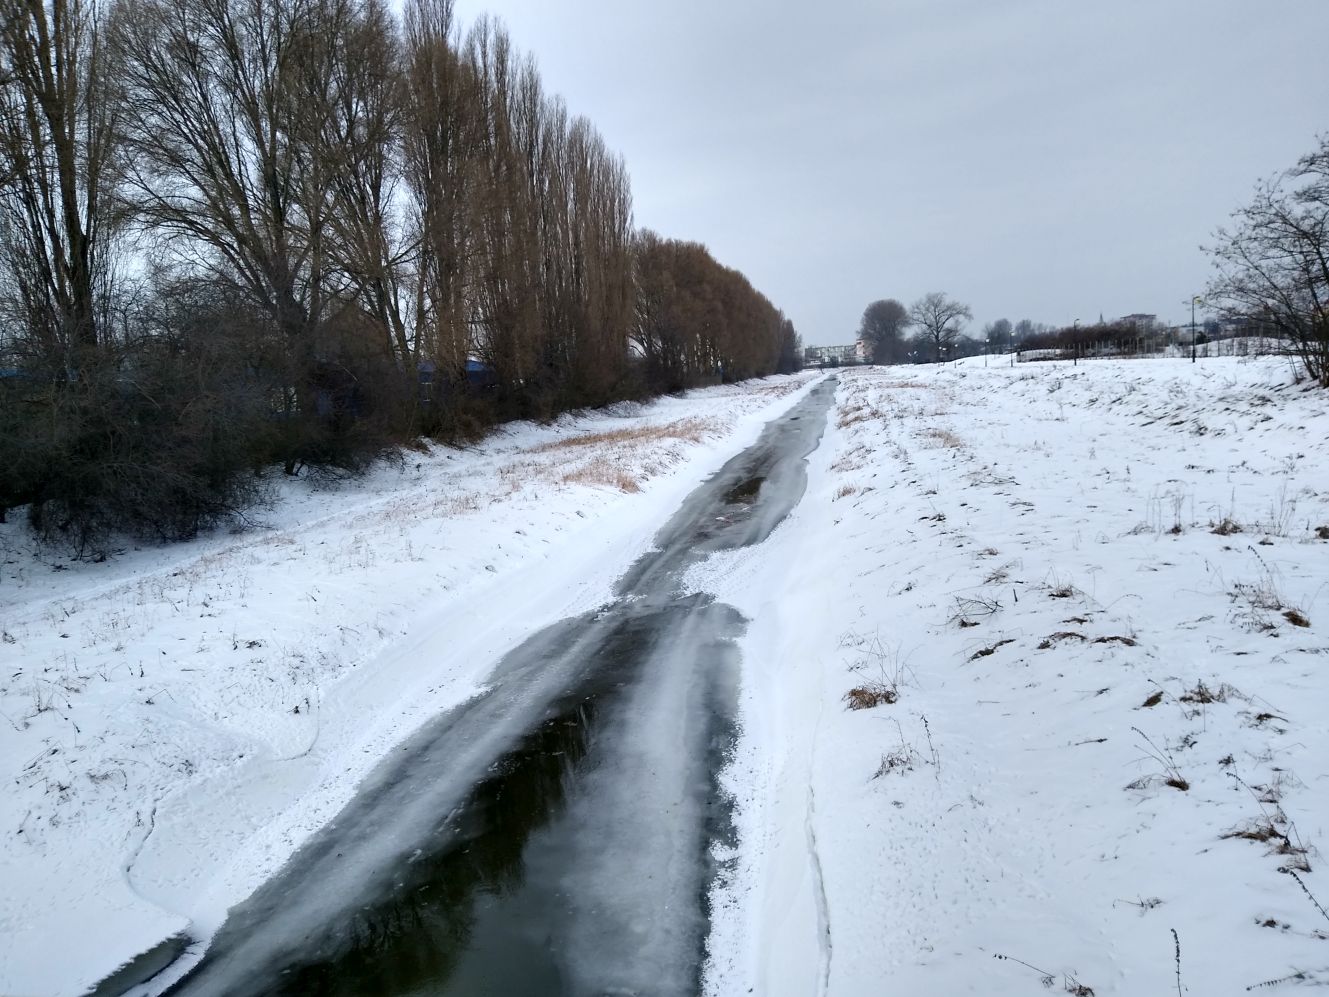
[702,356,1329,996]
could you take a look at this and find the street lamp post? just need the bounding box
[984,337,989,368]
[1191,296,1202,363]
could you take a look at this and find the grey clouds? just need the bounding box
[456,0,1329,343]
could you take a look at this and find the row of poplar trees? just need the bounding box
[0,0,802,552]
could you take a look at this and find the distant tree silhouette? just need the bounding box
[857,299,911,364]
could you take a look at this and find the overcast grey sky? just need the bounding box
[453,0,1329,345]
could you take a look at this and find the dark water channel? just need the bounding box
[158,378,835,997]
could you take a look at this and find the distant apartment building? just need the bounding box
[804,344,860,365]
[1117,313,1159,330]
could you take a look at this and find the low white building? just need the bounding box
[805,344,860,365]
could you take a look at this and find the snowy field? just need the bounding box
[0,372,820,997]
[700,355,1329,996]
[5,355,1329,997]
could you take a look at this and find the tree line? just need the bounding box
[0,0,801,553]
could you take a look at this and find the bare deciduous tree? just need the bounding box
[1207,135,1329,386]
[402,0,477,386]
[0,0,119,368]
[909,291,972,363]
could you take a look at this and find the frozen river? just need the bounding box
[161,379,836,997]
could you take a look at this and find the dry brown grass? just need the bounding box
[968,639,1015,662]
[834,484,859,500]
[1222,818,1312,870]
[844,683,898,709]
[532,417,711,453]
[921,427,965,449]
[1093,635,1138,647]
[836,403,885,429]
[1179,680,1241,704]
[1037,631,1087,649]
[831,445,871,473]
[561,458,641,493]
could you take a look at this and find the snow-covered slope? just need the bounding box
[0,373,820,997]
[702,356,1329,996]
[8,354,1329,997]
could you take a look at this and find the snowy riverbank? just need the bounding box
[7,353,1329,996]
[702,355,1329,995]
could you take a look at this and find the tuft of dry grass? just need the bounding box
[836,402,885,429]
[872,744,919,778]
[1221,818,1312,871]
[834,484,859,500]
[844,683,898,710]
[1037,631,1087,649]
[1179,680,1242,704]
[1284,608,1311,628]
[1093,635,1138,647]
[921,427,965,449]
[533,417,711,453]
[561,458,641,493]
[968,639,1015,662]
[1212,518,1243,536]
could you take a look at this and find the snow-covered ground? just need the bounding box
[0,372,820,997]
[8,355,1329,997]
[702,355,1329,996]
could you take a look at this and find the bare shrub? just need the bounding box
[949,594,1001,626]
